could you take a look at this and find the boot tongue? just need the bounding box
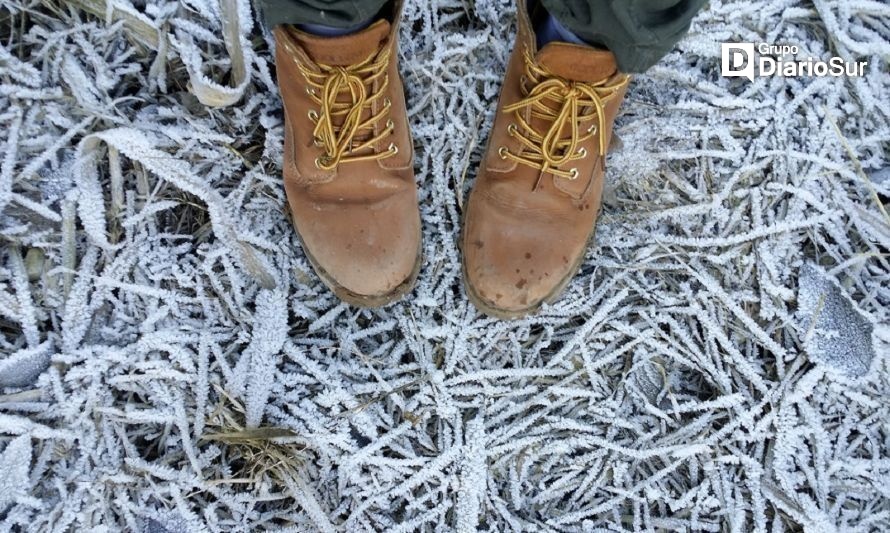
[289,20,391,66]
[535,42,618,83]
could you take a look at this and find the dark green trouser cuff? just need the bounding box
[256,0,707,72]
[258,0,388,28]
[539,0,707,72]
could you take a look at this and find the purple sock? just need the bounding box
[536,12,588,48]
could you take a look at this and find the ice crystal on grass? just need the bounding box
[0,435,33,511]
[1,0,889,530]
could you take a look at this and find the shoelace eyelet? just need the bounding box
[577,147,587,158]
[568,168,579,180]
[587,124,597,134]
[308,110,319,122]
[386,119,394,130]
[305,86,316,96]
[498,146,509,159]
[388,143,398,155]
[507,124,517,136]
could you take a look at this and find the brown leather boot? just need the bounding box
[273,4,421,307]
[461,0,630,319]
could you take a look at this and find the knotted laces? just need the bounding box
[296,45,397,171]
[499,49,630,182]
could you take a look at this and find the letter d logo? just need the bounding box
[721,43,755,82]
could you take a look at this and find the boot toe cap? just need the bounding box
[294,196,421,302]
[463,214,584,316]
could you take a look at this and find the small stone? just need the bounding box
[24,248,45,282]
[797,263,875,377]
[0,342,51,388]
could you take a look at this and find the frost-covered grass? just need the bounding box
[1,0,889,531]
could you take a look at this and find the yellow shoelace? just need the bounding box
[296,46,397,171]
[500,49,629,181]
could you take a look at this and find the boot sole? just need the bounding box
[286,205,422,308]
[460,207,602,320]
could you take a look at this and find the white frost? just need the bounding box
[0,0,888,530]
